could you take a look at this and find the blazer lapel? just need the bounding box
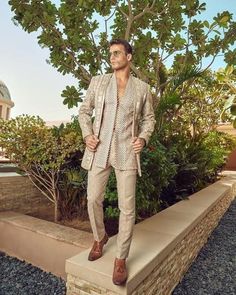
[130,75,142,177]
[94,73,113,137]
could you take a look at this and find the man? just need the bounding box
[78,39,156,285]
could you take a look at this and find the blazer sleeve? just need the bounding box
[78,77,96,141]
[138,85,156,146]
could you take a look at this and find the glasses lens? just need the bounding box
[109,50,124,57]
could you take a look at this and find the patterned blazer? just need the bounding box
[78,73,156,177]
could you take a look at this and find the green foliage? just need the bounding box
[160,131,236,205]
[58,167,88,220]
[52,116,89,219]
[218,66,236,127]
[135,138,177,218]
[8,0,236,107]
[104,170,119,218]
[0,115,85,221]
[202,131,236,174]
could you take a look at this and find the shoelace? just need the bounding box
[116,266,124,273]
[93,241,102,253]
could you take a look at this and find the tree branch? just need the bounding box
[42,20,91,84]
[119,7,128,18]
[201,54,217,73]
[27,172,54,203]
[104,3,118,42]
[30,168,54,195]
[119,1,158,41]
[33,163,51,186]
[128,0,132,16]
[133,0,156,21]
[130,63,148,81]
[89,32,103,74]
[124,0,134,40]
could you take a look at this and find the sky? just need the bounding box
[0,0,236,122]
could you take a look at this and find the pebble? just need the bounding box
[0,252,66,295]
[173,198,236,295]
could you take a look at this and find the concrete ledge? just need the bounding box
[65,172,236,295]
[0,212,93,279]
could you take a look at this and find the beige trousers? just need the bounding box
[87,134,137,259]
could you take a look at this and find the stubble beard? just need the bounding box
[111,61,129,72]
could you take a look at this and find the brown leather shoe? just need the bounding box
[88,233,109,261]
[112,258,128,285]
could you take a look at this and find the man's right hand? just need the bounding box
[85,134,100,152]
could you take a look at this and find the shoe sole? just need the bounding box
[112,278,127,285]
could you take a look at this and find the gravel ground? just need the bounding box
[0,252,66,295]
[0,199,235,295]
[173,198,236,295]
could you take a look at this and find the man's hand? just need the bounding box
[131,137,145,154]
[85,134,100,152]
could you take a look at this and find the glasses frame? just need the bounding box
[109,50,127,58]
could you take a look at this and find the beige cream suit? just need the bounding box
[78,72,156,259]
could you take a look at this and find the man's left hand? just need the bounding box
[131,137,146,154]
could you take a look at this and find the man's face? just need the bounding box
[109,44,132,70]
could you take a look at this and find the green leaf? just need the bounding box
[220,15,230,24]
[203,20,209,28]
[224,95,235,110]
[213,30,221,35]
[225,65,234,76]
[230,103,236,116]
[61,86,83,109]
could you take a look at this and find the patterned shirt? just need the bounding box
[94,73,137,170]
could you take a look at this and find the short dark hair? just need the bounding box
[109,39,133,55]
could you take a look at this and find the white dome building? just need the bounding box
[0,80,14,120]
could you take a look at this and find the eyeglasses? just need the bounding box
[109,50,127,58]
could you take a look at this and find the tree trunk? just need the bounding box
[54,201,58,222]
[53,191,61,222]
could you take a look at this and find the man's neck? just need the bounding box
[114,67,130,81]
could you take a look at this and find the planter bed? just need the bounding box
[65,171,236,295]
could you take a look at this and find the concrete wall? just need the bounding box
[217,124,236,171]
[0,174,51,214]
[225,150,236,170]
[0,211,93,279]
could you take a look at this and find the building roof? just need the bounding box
[0,80,11,101]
